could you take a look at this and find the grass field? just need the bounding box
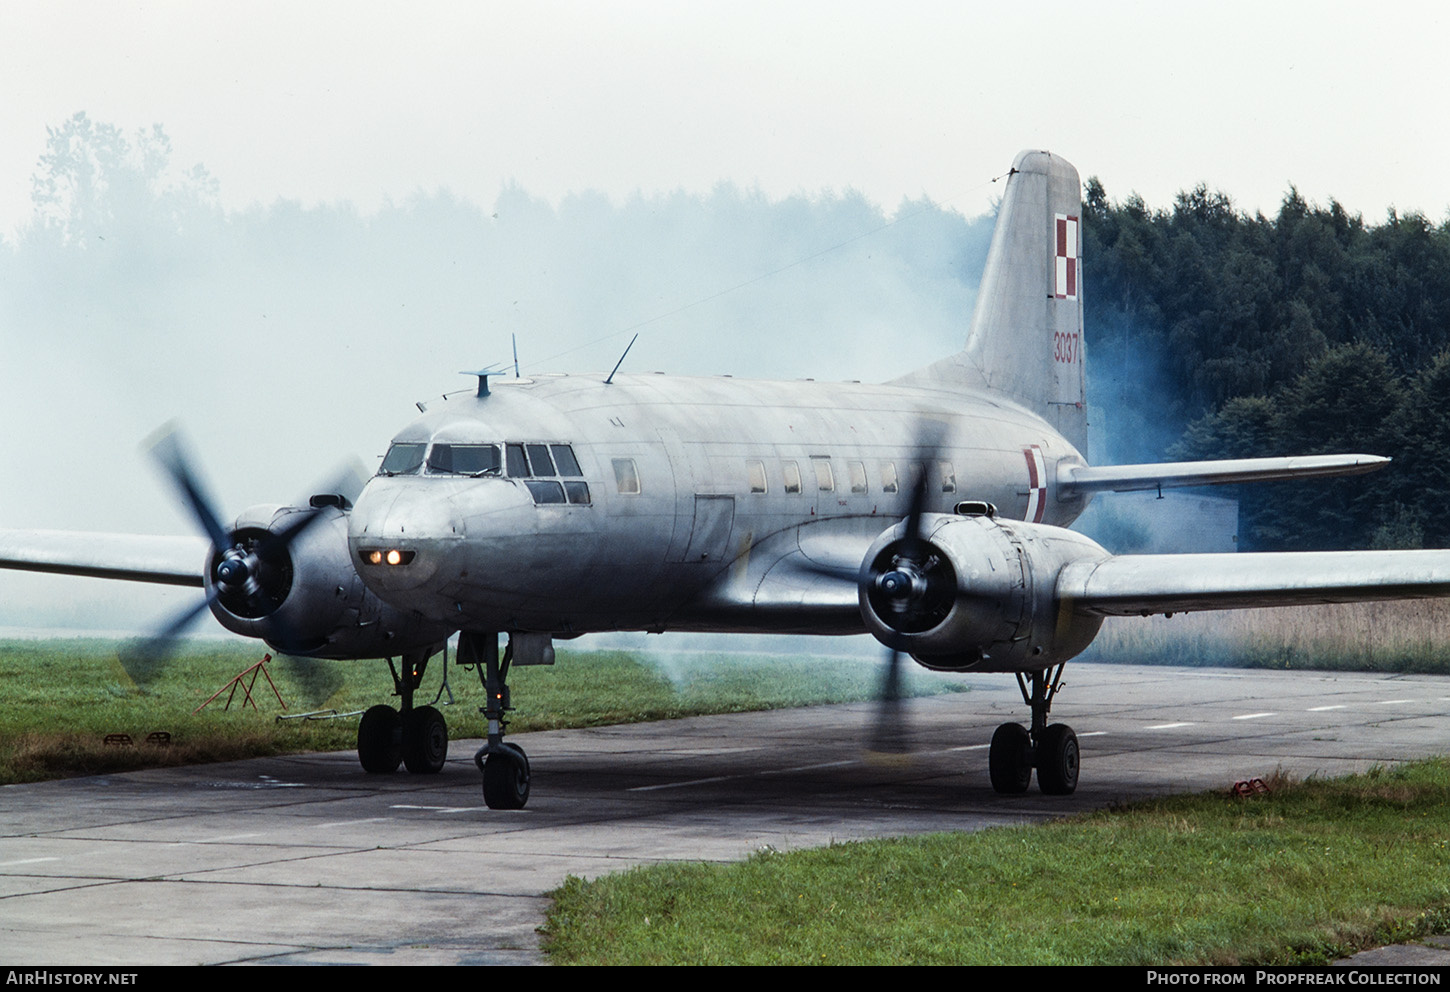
[542,759,1450,965]
[0,638,966,783]
[1084,599,1450,674]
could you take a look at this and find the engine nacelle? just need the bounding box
[859,513,1111,673]
[205,503,454,659]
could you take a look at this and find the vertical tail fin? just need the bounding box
[899,150,1088,456]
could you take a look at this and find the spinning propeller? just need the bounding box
[799,422,953,757]
[119,427,355,686]
[861,424,954,756]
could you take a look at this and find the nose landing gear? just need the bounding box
[459,631,530,810]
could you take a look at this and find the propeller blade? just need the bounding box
[330,457,371,507]
[867,643,909,758]
[256,460,370,561]
[900,420,945,561]
[276,655,346,708]
[145,424,232,552]
[865,418,947,762]
[255,504,324,561]
[118,588,219,688]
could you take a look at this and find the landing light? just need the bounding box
[361,548,415,567]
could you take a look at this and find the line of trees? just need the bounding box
[1083,177,1450,550]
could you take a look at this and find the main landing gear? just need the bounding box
[459,630,530,811]
[357,645,450,775]
[988,664,1079,796]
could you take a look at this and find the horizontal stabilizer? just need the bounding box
[1059,548,1450,617]
[0,530,207,587]
[1058,454,1389,496]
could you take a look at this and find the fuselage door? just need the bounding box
[682,494,737,563]
[657,427,736,563]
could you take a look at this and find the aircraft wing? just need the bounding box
[1058,549,1450,616]
[0,529,206,587]
[1058,454,1389,495]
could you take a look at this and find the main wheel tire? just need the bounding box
[358,705,402,773]
[989,722,1032,794]
[401,705,448,774]
[482,743,530,810]
[1036,723,1080,795]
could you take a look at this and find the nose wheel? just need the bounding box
[461,631,530,810]
[988,665,1079,796]
[480,742,530,810]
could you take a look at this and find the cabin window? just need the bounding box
[782,460,802,494]
[812,457,834,492]
[613,458,641,495]
[379,442,426,476]
[747,460,768,494]
[849,460,868,494]
[939,461,957,494]
[427,443,501,476]
[880,461,899,494]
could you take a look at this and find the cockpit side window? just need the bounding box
[379,442,426,476]
[506,444,528,478]
[525,480,567,504]
[510,442,592,505]
[525,444,555,476]
[551,444,583,477]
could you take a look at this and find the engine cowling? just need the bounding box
[205,503,454,659]
[859,513,1110,673]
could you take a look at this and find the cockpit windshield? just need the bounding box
[378,442,426,476]
[428,443,502,476]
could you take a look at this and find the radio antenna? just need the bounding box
[512,334,520,378]
[604,334,639,385]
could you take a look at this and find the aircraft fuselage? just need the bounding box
[347,371,1087,637]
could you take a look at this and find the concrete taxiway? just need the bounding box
[2,663,1448,965]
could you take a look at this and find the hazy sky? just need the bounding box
[2,0,1446,237]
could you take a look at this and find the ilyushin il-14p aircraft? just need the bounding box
[4,150,1447,809]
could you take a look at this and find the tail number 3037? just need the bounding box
[1053,331,1080,364]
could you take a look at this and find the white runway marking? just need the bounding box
[313,817,393,829]
[629,776,732,792]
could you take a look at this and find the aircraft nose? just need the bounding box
[348,481,463,590]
